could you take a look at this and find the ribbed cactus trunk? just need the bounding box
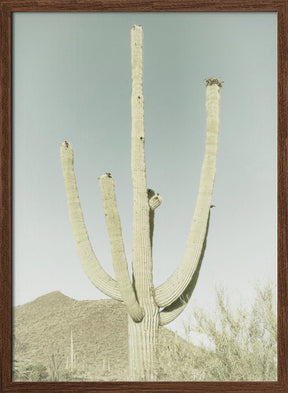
[60,25,222,381]
[128,25,159,380]
[128,312,159,380]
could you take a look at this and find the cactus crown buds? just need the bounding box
[205,78,224,88]
[62,140,69,148]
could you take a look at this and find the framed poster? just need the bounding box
[0,1,287,392]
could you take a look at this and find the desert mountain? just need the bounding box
[13,291,207,381]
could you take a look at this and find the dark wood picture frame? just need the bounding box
[1,1,287,392]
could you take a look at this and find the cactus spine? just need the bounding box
[60,25,222,381]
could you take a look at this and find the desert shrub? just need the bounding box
[47,350,65,381]
[20,363,49,381]
[61,368,88,381]
[157,328,211,381]
[183,283,277,381]
[12,359,22,381]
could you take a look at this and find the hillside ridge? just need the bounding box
[13,291,204,381]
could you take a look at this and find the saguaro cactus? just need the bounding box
[60,25,222,381]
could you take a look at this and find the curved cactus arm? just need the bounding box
[99,173,144,322]
[60,142,121,301]
[154,79,222,308]
[159,213,210,326]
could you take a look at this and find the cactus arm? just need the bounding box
[148,189,162,249]
[148,189,156,248]
[155,80,222,308]
[159,213,210,326]
[60,142,121,301]
[99,173,144,322]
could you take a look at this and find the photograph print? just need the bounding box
[12,11,277,382]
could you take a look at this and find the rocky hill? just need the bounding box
[13,291,208,381]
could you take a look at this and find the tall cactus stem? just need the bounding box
[131,24,155,303]
[128,24,159,381]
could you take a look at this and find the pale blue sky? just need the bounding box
[12,12,277,328]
